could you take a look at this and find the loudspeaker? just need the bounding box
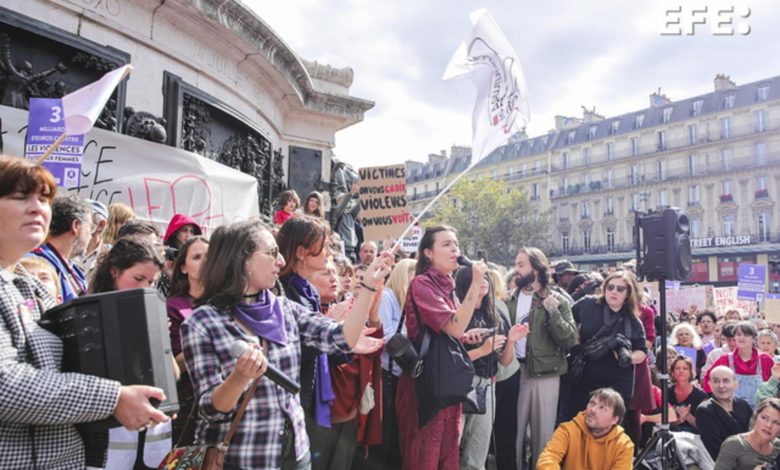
[636,207,692,280]
[39,288,179,429]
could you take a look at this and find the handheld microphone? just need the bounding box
[229,340,301,394]
[457,255,473,267]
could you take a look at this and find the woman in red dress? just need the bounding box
[395,225,487,470]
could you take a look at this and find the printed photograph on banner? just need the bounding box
[357,164,411,241]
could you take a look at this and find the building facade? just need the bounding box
[0,0,372,218]
[406,74,780,288]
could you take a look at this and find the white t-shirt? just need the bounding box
[514,291,533,358]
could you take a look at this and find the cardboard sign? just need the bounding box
[401,224,423,255]
[765,294,780,325]
[3,105,259,233]
[25,98,85,188]
[358,164,411,241]
[712,286,757,317]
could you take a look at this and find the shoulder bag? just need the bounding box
[410,292,477,425]
[157,377,260,470]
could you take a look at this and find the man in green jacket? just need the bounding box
[509,247,578,469]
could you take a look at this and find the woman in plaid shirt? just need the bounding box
[0,155,171,469]
[181,220,391,469]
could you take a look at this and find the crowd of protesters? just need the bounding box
[4,154,780,470]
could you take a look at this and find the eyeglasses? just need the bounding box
[606,284,627,293]
[259,246,280,259]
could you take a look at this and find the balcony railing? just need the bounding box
[550,117,780,174]
[549,151,780,199]
[548,233,780,259]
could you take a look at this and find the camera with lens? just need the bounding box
[610,333,633,368]
[616,345,632,368]
[164,246,179,262]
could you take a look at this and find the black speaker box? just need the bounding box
[636,207,692,281]
[39,288,179,429]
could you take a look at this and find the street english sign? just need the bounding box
[691,235,752,248]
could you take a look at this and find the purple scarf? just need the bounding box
[233,290,287,345]
[289,274,335,428]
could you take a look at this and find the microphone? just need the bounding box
[457,255,473,267]
[229,340,301,394]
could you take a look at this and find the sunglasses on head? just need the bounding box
[606,284,627,293]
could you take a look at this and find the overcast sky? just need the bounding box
[248,0,779,169]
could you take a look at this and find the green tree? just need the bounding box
[425,177,553,266]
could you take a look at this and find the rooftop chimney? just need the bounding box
[714,74,737,91]
[554,115,582,131]
[581,105,604,123]
[650,87,672,107]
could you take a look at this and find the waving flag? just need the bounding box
[443,9,530,167]
[62,64,133,135]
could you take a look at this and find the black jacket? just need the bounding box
[695,397,752,460]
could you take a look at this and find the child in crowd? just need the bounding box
[18,256,62,303]
[274,189,300,225]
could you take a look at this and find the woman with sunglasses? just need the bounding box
[714,398,780,469]
[566,270,648,420]
[181,220,391,469]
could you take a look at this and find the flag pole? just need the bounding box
[36,131,68,164]
[391,168,470,252]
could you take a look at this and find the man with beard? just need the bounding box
[536,388,634,469]
[28,194,92,301]
[509,247,578,469]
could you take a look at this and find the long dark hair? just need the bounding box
[169,235,209,298]
[198,220,266,310]
[415,225,456,276]
[455,266,498,327]
[303,191,325,218]
[90,238,163,293]
[515,246,551,292]
[277,215,330,279]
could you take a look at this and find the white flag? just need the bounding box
[62,64,133,135]
[443,9,530,167]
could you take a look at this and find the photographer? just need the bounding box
[566,271,648,420]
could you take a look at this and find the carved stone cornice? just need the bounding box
[749,198,775,213]
[716,202,739,216]
[182,0,374,119]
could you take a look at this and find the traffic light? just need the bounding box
[635,208,692,281]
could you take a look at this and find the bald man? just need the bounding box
[359,241,377,265]
[695,365,752,460]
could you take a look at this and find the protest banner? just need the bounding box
[25,98,85,188]
[712,286,757,317]
[2,105,259,234]
[358,164,411,241]
[655,285,711,313]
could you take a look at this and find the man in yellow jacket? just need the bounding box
[537,388,634,470]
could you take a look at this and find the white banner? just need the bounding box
[1,105,259,235]
[443,8,530,167]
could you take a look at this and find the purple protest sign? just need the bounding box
[24,98,84,188]
[737,263,766,301]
